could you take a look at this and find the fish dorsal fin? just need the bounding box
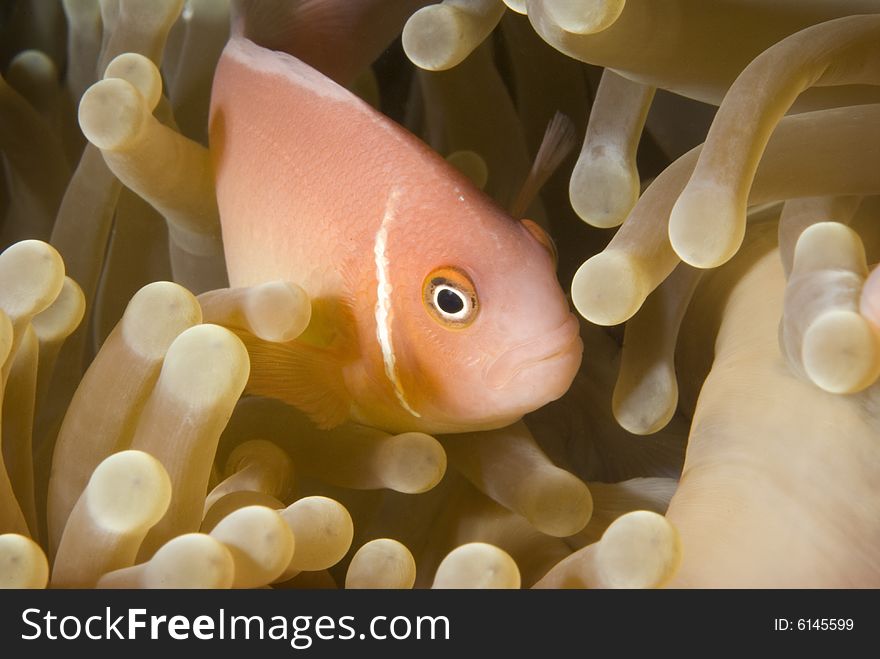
[231,0,300,45]
[231,0,348,61]
[235,330,352,430]
[510,112,577,218]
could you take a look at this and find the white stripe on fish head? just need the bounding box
[374,187,421,418]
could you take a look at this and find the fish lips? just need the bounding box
[484,314,583,393]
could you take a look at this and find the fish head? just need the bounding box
[353,176,583,434]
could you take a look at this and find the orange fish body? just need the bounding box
[210,37,582,434]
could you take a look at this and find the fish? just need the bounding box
[208,34,583,435]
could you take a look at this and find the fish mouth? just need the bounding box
[485,314,582,390]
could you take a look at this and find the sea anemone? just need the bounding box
[0,0,879,589]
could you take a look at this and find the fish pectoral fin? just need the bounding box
[236,331,351,430]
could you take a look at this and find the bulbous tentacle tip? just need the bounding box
[78,77,149,152]
[596,510,681,588]
[402,1,506,72]
[279,496,354,575]
[0,534,49,589]
[345,539,417,589]
[380,432,447,494]
[209,505,296,589]
[103,52,163,112]
[502,0,528,15]
[0,240,66,320]
[802,310,880,394]
[120,281,203,361]
[669,187,746,269]
[520,468,593,537]
[541,0,626,35]
[613,363,678,436]
[792,221,867,275]
[572,250,648,326]
[570,149,639,229]
[140,534,235,589]
[402,5,464,71]
[433,542,521,589]
[84,450,172,535]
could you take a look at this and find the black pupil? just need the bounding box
[437,288,465,314]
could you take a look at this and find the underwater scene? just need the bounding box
[1,0,879,589]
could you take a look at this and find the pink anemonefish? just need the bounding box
[209,19,582,434]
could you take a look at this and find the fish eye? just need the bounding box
[436,286,465,315]
[423,267,478,328]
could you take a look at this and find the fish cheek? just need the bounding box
[382,307,446,415]
[404,313,489,418]
[392,320,436,407]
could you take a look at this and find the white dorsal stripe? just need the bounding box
[374,188,421,418]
